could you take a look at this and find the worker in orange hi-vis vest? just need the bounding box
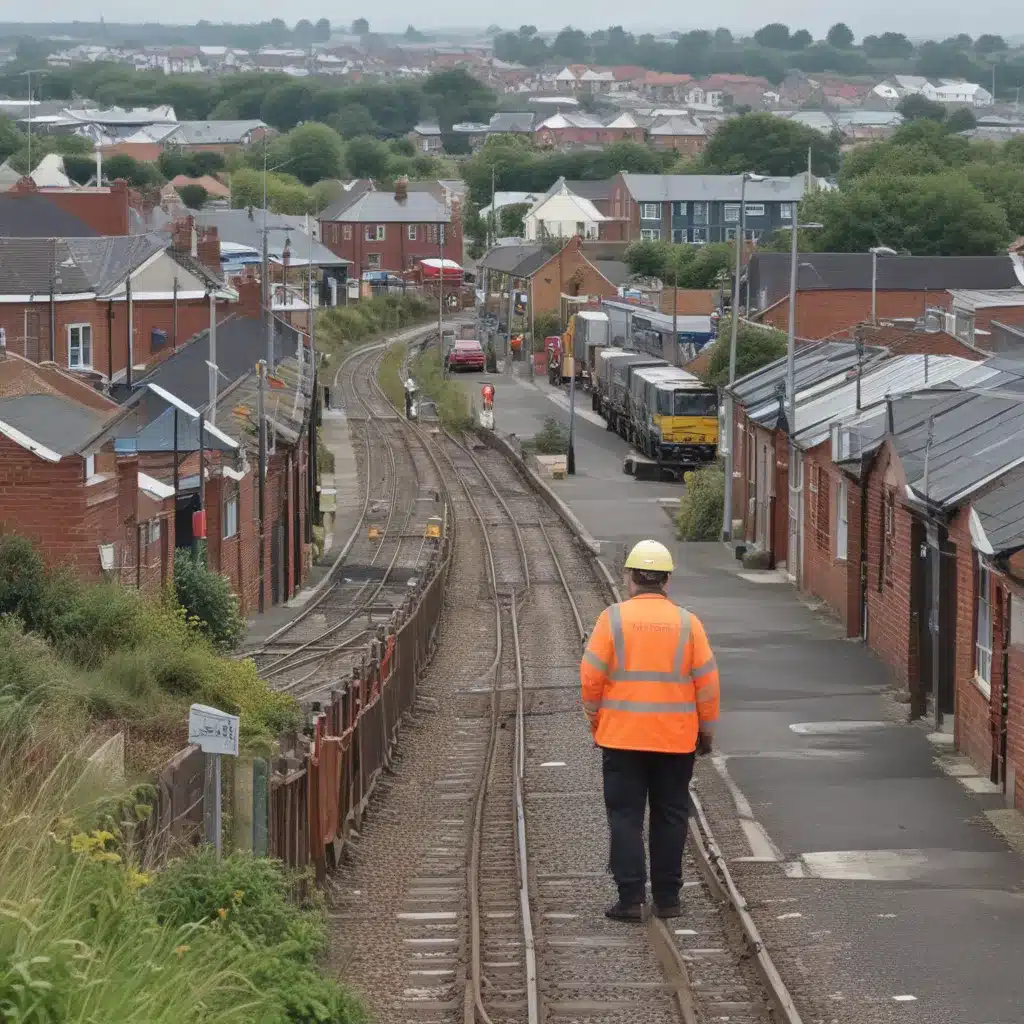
[580,539,719,922]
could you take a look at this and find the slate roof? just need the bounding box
[562,178,614,201]
[488,112,535,133]
[476,243,552,278]
[595,260,630,287]
[649,116,707,137]
[748,252,1023,307]
[323,190,449,224]
[0,393,109,456]
[621,173,805,204]
[191,209,349,266]
[172,120,267,144]
[972,468,1024,554]
[0,235,165,296]
[0,193,99,237]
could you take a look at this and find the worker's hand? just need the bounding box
[584,710,599,734]
[696,731,713,756]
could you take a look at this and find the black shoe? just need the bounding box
[605,900,644,922]
[652,903,682,919]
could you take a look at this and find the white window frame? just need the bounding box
[364,224,385,241]
[692,201,708,225]
[976,559,993,695]
[691,226,707,244]
[780,202,793,220]
[639,228,661,241]
[640,202,661,220]
[68,323,92,369]
[366,253,381,269]
[223,493,239,540]
[671,228,685,243]
[835,479,848,560]
[342,224,352,240]
[148,518,161,545]
[85,454,96,480]
[744,203,765,217]
[724,203,740,223]
[725,226,738,241]
[408,224,418,240]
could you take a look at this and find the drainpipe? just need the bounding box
[106,300,114,385]
[49,239,56,362]
[125,273,133,388]
[172,276,179,349]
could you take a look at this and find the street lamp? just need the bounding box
[722,171,765,542]
[870,246,898,325]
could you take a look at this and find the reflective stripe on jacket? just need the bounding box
[580,593,719,754]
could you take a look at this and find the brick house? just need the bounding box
[647,116,708,156]
[162,120,271,156]
[600,112,646,144]
[947,288,1024,348]
[608,172,805,245]
[0,350,176,593]
[4,177,143,235]
[747,252,1024,340]
[477,235,618,319]
[319,178,462,276]
[0,221,232,382]
[534,112,605,148]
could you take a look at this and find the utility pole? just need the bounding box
[438,222,444,356]
[257,360,267,614]
[20,69,47,176]
[489,166,496,246]
[126,273,133,388]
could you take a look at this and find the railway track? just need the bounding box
[325,357,800,1024]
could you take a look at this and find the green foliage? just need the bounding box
[946,106,978,134]
[826,22,854,48]
[898,93,948,122]
[421,68,496,129]
[178,183,208,209]
[699,112,840,177]
[230,167,314,214]
[64,153,98,184]
[283,121,346,185]
[317,294,433,360]
[623,240,731,289]
[863,32,914,59]
[103,153,161,187]
[703,319,787,388]
[0,114,25,163]
[409,349,472,430]
[527,417,569,454]
[753,23,791,49]
[676,464,725,541]
[499,202,529,237]
[344,134,390,179]
[173,550,247,651]
[532,310,561,346]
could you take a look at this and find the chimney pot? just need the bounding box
[395,177,409,203]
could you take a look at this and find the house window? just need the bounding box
[744,203,765,217]
[808,463,819,533]
[725,227,738,241]
[364,224,385,241]
[68,324,92,369]
[85,454,96,480]
[724,203,740,223]
[148,518,161,545]
[343,224,352,240]
[976,559,993,693]
[835,479,848,560]
[576,221,585,236]
[223,492,239,540]
[692,202,708,225]
[780,203,793,220]
[640,202,661,220]
[674,202,687,217]
[671,228,685,243]
[367,254,381,269]
[640,228,661,241]
[692,227,707,244]
[882,489,895,586]
[408,224,418,240]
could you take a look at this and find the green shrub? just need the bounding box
[676,464,725,541]
[378,343,407,411]
[174,549,247,651]
[409,349,472,430]
[528,416,569,454]
[0,533,46,623]
[703,317,787,388]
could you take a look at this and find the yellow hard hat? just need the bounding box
[624,539,674,573]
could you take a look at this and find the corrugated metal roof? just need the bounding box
[622,173,805,203]
[949,288,1024,311]
[972,468,1024,554]
[783,355,980,450]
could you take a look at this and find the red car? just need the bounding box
[446,339,485,372]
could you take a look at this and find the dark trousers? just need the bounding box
[602,747,696,906]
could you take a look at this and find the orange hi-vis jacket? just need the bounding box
[580,593,719,754]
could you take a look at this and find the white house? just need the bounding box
[933,81,994,106]
[523,179,607,241]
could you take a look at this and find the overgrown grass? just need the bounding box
[378,342,408,412]
[316,293,434,370]
[408,349,473,431]
[676,464,725,541]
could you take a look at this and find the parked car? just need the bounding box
[446,339,485,372]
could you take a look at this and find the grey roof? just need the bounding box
[477,243,551,278]
[595,260,630,287]
[621,173,806,204]
[891,390,1024,506]
[773,110,836,135]
[748,252,1023,308]
[0,193,99,237]
[0,393,109,456]
[649,116,707,137]
[412,122,441,136]
[191,209,349,266]
[488,112,535,133]
[972,468,1024,554]
[730,340,885,409]
[324,189,449,224]
[563,178,614,202]
[0,234,165,296]
[172,120,267,144]
[130,404,237,454]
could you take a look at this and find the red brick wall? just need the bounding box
[40,182,132,236]
[1007,598,1024,811]
[320,210,463,274]
[971,304,1024,336]
[762,290,953,340]
[650,135,707,155]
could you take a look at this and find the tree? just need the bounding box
[551,27,587,61]
[499,203,529,237]
[422,68,496,129]
[404,25,427,42]
[315,18,331,41]
[975,34,1006,55]
[946,107,978,134]
[789,29,813,50]
[862,32,914,59]
[897,93,947,122]
[102,154,158,187]
[713,27,733,46]
[260,81,315,131]
[351,18,369,35]
[63,154,96,185]
[0,115,24,164]
[800,171,1011,256]
[753,23,790,49]
[825,23,854,49]
[699,112,840,177]
[285,121,345,184]
[344,135,390,179]
[705,319,787,388]
[441,132,471,155]
[965,162,1024,234]
[177,183,208,209]
[330,103,378,139]
[292,19,317,46]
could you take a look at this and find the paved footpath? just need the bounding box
[456,366,1024,1024]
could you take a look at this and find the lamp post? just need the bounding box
[870,246,898,325]
[721,171,765,542]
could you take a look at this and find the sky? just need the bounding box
[19,2,1024,41]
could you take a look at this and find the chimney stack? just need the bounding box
[395,177,408,204]
[236,269,263,320]
[197,226,221,275]
[171,215,195,255]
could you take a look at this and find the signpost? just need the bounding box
[188,703,240,857]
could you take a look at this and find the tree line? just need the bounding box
[493,24,1024,93]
